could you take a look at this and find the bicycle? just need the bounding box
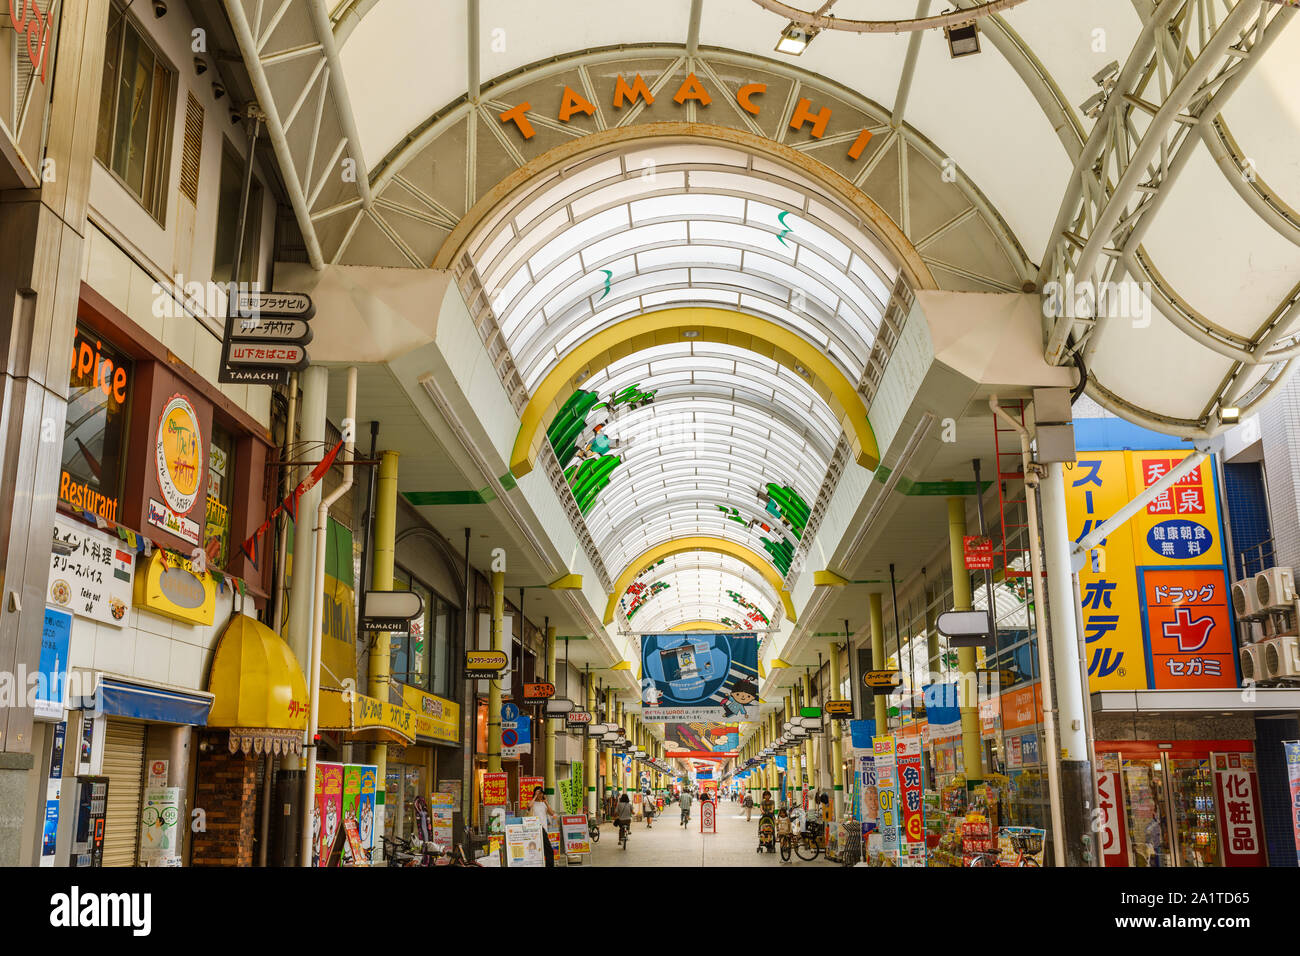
[791,810,824,861]
[778,831,794,862]
[588,818,601,844]
[617,821,630,850]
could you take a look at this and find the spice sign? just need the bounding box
[49,515,134,627]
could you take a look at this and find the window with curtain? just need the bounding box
[95,1,175,222]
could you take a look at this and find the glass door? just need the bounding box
[1168,758,1220,866]
[1122,758,1173,867]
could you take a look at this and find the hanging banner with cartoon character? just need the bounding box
[341,764,377,864]
[640,632,760,722]
[313,762,344,867]
[663,722,740,757]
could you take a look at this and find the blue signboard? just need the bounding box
[1020,732,1040,766]
[37,608,72,717]
[1146,519,1213,560]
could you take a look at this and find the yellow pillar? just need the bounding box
[948,496,985,788]
[616,699,626,794]
[544,624,557,810]
[368,451,399,808]
[585,673,597,815]
[605,688,616,798]
[486,569,505,773]
[830,643,845,819]
[786,689,799,807]
[869,592,888,730]
[802,670,815,806]
[768,712,778,793]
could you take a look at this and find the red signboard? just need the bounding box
[1095,770,1128,867]
[963,535,995,570]
[896,738,925,857]
[1142,568,1236,689]
[482,771,508,807]
[1212,753,1267,867]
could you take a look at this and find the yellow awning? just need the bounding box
[207,613,309,733]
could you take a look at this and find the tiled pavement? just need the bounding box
[581,801,840,868]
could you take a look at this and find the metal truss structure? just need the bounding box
[1040,0,1299,433]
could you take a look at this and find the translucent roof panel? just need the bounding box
[622,562,776,634]
[578,342,832,577]
[466,143,901,392]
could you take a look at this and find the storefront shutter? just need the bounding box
[101,719,146,867]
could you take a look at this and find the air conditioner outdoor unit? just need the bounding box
[1239,644,1263,682]
[1231,579,1260,619]
[1255,566,1296,610]
[1262,637,1300,680]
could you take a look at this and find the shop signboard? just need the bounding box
[1139,568,1237,689]
[504,817,546,867]
[1128,455,1224,566]
[1285,741,1300,867]
[520,776,545,808]
[313,762,344,868]
[483,771,509,809]
[1211,752,1267,867]
[1096,765,1128,867]
[873,735,899,857]
[963,535,995,570]
[221,291,315,385]
[523,682,555,702]
[49,515,134,627]
[1020,732,1039,766]
[1000,683,1042,733]
[897,737,925,861]
[35,608,72,719]
[401,686,461,744]
[640,632,760,721]
[138,787,181,865]
[1064,452,1147,690]
[564,763,584,814]
[133,549,216,626]
[561,815,591,854]
[855,748,877,830]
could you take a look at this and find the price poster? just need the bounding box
[561,815,591,854]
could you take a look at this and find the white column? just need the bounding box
[1039,462,1089,759]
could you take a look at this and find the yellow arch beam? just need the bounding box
[668,621,729,632]
[605,536,795,626]
[511,306,880,479]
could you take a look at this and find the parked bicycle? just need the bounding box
[588,817,601,844]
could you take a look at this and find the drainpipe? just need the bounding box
[487,569,505,773]
[989,395,1068,868]
[300,367,356,867]
[544,623,557,812]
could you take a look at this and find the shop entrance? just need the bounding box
[1098,740,1265,868]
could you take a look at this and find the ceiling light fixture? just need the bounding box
[776,23,817,55]
[1219,406,1241,425]
[944,20,981,58]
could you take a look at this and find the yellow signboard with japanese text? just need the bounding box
[1062,452,1148,690]
[1064,450,1231,693]
[401,685,462,744]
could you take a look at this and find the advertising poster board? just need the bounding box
[640,632,760,721]
[855,748,877,830]
[897,737,925,862]
[874,735,898,857]
[505,817,545,867]
[1285,741,1300,867]
[520,775,545,809]
[341,764,377,863]
[1140,568,1236,689]
[561,815,591,854]
[1212,752,1267,867]
[36,608,72,719]
[138,787,181,865]
[483,771,509,808]
[314,762,344,868]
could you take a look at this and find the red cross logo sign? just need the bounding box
[1161,606,1215,653]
